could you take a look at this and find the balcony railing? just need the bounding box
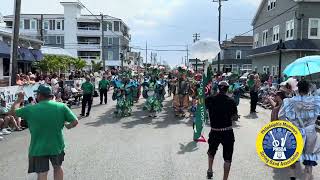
[78,42,100,45]
[79,56,101,60]
[77,27,100,31]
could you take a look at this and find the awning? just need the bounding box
[30,49,44,61]
[0,41,10,58]
[18,47,36,61]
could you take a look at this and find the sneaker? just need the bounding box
[0,131,3,136]
[2,129,11,135]
[207,171,213,179]
[86,113,90,117]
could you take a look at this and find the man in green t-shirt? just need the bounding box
[81,76,94,117]
[99,76,110,104]
[10,84,78,180]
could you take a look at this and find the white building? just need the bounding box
[3,1,131,69]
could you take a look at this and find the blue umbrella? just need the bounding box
[283,55,320,77]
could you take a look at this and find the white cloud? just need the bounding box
[240,0,262,6]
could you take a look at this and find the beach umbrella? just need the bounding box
[190,39,220,62]
[283,55,320,76]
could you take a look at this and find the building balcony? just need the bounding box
[77,27,101,36]
[77,42,101,51]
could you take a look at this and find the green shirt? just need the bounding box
[99,79,110,90]
[15,100,77,156]
[247,79,255,90]
[81,81,94,95]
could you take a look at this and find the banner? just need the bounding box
[193,76,207,140]
[0,83,40,107]
[0,86,19,106]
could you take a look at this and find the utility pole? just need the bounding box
[186,45,189,67]
[100,13,106,71]
[40,14,44,41]
[9,0,21,86]
[277,39,286,84]
[145,41,148,66]
[193,33,200,43]
[213,0,228,73]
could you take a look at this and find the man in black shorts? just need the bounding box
[205,81,238,180]
[10,85,78,180]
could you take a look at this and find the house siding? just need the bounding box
[298,2,320,39]
[253,0,298,47]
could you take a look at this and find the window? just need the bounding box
[114,21,120,32]
[108,37,113,45]
[273,25,280,43]
[236,50,241,59]
[263,66,270,74]
[56,20,62,30]
[108,51,113,60]
[24,19,30,29]
[309,18,320,39]
[286,20,294,40]
[62,20,64,30]
[254,33,259,48]
[44,36,49,44]
[267,0,276,11]
[107,22,113,31]
[276,66,279,76]
[49,20,55,30]
[19,20,24,29]
[43,20,49,30]
[242,64,252,72]
[262,30,268,46]
[56,36,61,44]
[271,66,275,76]
[231,64,238,73]
[30,20,37,30]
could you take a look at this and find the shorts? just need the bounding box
[207,130,235,162]
[28,151,65,173]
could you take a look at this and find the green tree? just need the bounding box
[73,58,87,71]
[91,60,102,72]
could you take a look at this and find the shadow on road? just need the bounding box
[177,141,199,154]
[84,106,121,127]
[243,113,259,119]
[84,98,194,129]
[152,100,193,129]
[272,163,304,180]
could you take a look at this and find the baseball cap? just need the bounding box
[34,84,53,96]
[218,81,229,87]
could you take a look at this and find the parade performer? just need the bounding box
[279,80,320,180]
[112,72,132,118]
[143,67,166,118]
[173,66,191,117]
[131,75,141,103]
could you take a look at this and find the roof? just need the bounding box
[251,0,320,26]
[249,39,320,57]
[231,36,253,44]
[0,27,43,44]
[221,36,253,48]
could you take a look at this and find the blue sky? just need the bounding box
[0,0,261,66]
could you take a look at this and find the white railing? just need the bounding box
[79,56,100,60]
[77,27,100,31]
[78,42,100,45]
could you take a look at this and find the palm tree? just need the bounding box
[91,60,102,72]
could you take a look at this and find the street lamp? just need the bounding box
[276,39,286,84]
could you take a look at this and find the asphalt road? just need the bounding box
[0,94,319,180]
